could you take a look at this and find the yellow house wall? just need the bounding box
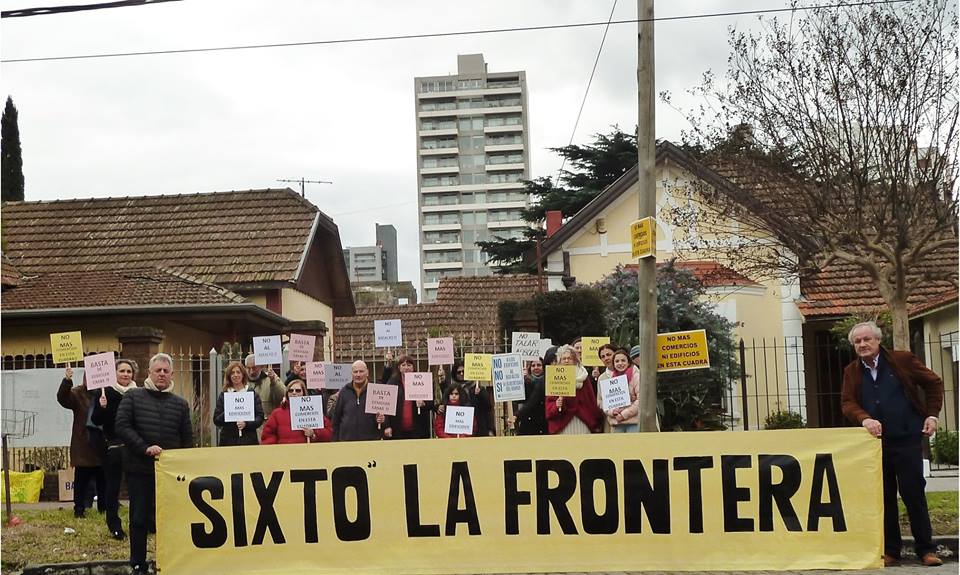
[921,305,959,425]
[281,288,334,358]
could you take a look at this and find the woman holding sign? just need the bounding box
[545,345,603,435]
[385,354,433,440]
[261,379,332,444]
[214,360,264,446]
[596,348,641,433]
[434,382,473,438]
[57,367,106,518]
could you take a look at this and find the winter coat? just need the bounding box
[515,374,546,436]
[434,386,473,438]
[546,370,603,435]
[331,383,382,441]
[115,387,193,474]
[57,379,104,468]
[384,372,434,439]
[214,390,264,446]
[597,367,641,427]
[91,386,127,444]
[247,373,286,418]
[261,403,332,444]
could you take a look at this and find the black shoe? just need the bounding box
[73,509,85,518]
[111,529,126,540]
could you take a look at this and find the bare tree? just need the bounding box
[664,0,958,349]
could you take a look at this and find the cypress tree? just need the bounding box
[2,96,25,202]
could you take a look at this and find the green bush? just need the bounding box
[764,410,805,429]
[931,430,959,465]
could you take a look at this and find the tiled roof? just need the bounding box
[1,189,322,285]
[797,246,958,318]
[625,260,760,288]
[909,288,959,317]
[1,255,22,288]
[334,275,540,359]
[1,267,247,310]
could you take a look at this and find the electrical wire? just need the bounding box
[2,0,912,64]
[2,0,180,19]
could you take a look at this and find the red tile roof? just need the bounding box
[909,288,959,317]
[1,267,246,310]
[334,274,540,360]
[1,189,322,285]
[1,255,22,288]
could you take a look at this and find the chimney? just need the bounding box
[545,210,563,238]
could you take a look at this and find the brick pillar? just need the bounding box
[286,321,328,361]
[116,326,165,384]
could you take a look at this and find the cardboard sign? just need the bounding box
[224,391,255,422]
[600,375,631,411]
[50,331,83,364]
[492,353,525,402]
[306,362,325,390]
[581,336,611,367]
[537,338,553,359]
[253,335,282,365]
[58,468,75,502]
[444,406,475,436]
[374,319,402,348]
[631,216,656,258]
[323,363,352,390]
[510,332,542,360]
[287,333,316,363]
[546,365,576,397]
[289,396,324,430]
[403,372,434,402]
[657,329,710,372]
[365,383,398,416]
[427,337,455,366]
[82,352,116,390]
[464,353,492,381]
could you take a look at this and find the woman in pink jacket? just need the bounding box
[597,348,641,433]
[261,379,332,444]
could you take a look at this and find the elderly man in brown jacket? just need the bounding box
[840,321,944,567]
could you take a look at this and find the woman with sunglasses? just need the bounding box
[261,379,332,444]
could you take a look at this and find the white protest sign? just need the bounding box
[287,334,316,363]
[323,363,352,390]
[365,383,398,416]
[253,335,282,365]
[427,337,455,366]
[83,352,116,391]
[600,374,631,411]
[289,396,324,430]
[511,332,542,360]
[403,372,434,402]
[224,391,255,422]
[374,319,402,348]
[537,338,553,359]
[306,362,325,390]
[444,406,475,436]
[492,353,525,402]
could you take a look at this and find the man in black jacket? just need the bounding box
[115,353,193,573]
[332,361,387,441]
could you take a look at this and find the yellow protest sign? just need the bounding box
[657,328,710,372]
[157,429,882,574]
[50,331,83,364]
[631,216,656,258]
[464,353,492,381]
[545,365,576,396]
[581,336,610,366]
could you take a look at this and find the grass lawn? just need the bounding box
[900,490,958,537]
[0,505,154,575]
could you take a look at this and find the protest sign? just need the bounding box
[510,332,541,360]
[365,383,398,416]
[323,363,352,390]
[253,335,282,365]
[545,365,576,397]
[306,362,325,390]
[50,331,83,364]
[158,429,883,574]
[657,329,710,372]
[403,372,434,402]
[289,396,324,430]
[223,391,255,422]
[631,216,656,258]
[444,406,475,436]
[427,337,455,366]
[374,319,402,348]
[287,334,316,363]
[464,353,492,381]
[600,374,631,411]
[492,353,524,402]
[82,352,116,391]
[537,338,553,359]
[581,336,611,366]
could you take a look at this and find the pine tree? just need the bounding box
[1,96,25,202]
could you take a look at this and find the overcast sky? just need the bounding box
[2,0,776,294]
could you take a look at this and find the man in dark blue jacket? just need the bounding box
[331,360,388,441]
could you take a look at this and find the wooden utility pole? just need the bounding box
[637,0,658,432]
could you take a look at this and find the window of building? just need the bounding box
[458,117,484,131]
[458,135,485,152]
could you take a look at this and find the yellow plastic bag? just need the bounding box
[0,470,45,503]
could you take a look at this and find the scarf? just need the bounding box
[143,377,175,393]
[575,364,588,390]
[112,379,138,396]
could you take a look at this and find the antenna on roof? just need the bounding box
[277,178,332,197]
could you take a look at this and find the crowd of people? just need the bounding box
[56,321,946,570]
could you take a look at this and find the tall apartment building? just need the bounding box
[342,223,398,283]
[415,53,530,302]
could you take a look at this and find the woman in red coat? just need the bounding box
[261,379,332,444]
[545,344,603,435]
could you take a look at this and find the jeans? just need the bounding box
[103,447,125,533]
[127,470,156,568]
[73,466,105,515]
[610,423,639,433]
[882,440,934,557]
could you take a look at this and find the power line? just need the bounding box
[2,0,180,18]
[554,0,618,188]
[2,0,912,64]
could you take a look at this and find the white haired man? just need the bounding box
[245,353,286,416]
[840,322,943,567]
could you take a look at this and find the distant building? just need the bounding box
[343,223,398,284]
[414,53,531,302]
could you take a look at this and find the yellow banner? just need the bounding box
[631,216,655,258]
[657,329,710,372]
[157,429,882,574]
[463,353,492,381]
[545,365,576,396]
[581,336,610,367]
[50,330,83,364]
